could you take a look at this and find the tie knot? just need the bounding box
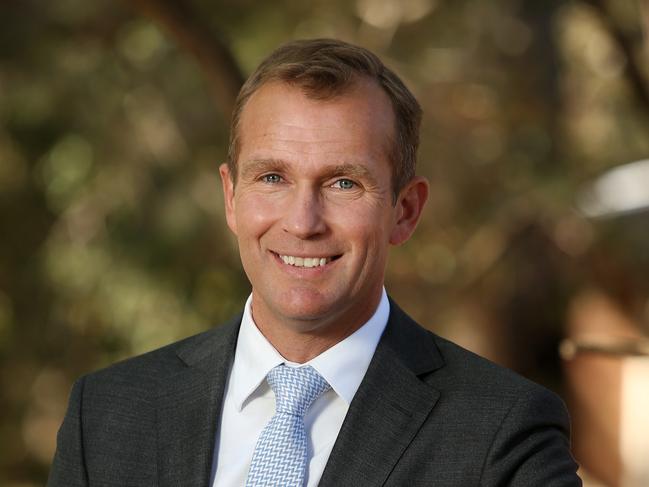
[267,364,330,417]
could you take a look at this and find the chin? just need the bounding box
[274,288,343,323]
[280,301,336,322]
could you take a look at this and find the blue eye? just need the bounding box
[262,174,281,184]
[333,179,355,190]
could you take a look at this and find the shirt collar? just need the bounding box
[229,289,390,411]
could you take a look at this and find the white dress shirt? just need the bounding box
[210,288,390,487]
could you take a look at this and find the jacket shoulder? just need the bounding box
[382,304,580,485]
[82,316,240,400]
[431,332,555,395]
[388,299,559,399]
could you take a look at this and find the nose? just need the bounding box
[282,186,327,239]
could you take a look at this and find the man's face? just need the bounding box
[220,79,421,337]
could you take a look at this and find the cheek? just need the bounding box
[235,194,278,237]
[345,219,392,255]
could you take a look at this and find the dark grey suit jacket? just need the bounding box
[48,300,581,486]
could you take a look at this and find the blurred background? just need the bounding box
[1,0,648,485]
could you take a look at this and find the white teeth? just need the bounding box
[279,254,331,268]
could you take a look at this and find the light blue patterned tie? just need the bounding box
[245,364,330,487]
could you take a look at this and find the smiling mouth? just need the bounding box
[274,253,341,268]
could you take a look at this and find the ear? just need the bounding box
[389,176,429,245]
[219,163,238,235]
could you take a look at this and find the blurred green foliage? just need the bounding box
[1,0,648,484]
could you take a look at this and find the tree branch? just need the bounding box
[127,0,244,119]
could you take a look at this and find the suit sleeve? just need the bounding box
[47,377,88,487]
[479,386,582,487]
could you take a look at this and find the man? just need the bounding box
[49,39,581,486]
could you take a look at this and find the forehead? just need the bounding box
[236,79,395,170]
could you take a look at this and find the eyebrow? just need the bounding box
[240,159,380,186]
[239,159,291,181]
[327,163,379,186]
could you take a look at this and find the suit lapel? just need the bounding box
[319,301,444,487]
[156,315,241,487]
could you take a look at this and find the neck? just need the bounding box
[250,292,382,363]
[256,321,362,363]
